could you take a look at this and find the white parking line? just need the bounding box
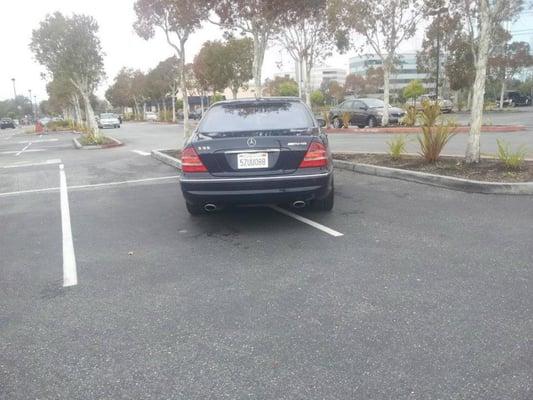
[18,138,58,144]
[0,175,179,197]
[0,159,62,169]
[132,150,150,156]
[59,164,77,287]
[1,149,45,155]
[270,206,344,237]
[15,142,32,156]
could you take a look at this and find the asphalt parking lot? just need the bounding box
[1,123,532,399]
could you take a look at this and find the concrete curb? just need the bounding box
[335,151,533,162]
[73,135,123,150]
[333,159,533,195]
[151,149,182,169]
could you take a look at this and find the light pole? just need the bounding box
[428,7,448,99]
[33,95,38,119]
[11,78,17,99]
[28,89,33,119]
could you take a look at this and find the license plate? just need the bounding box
[237,152,268,169]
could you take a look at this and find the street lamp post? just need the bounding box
[28,89,33,120]
[33,96,38,119]
[11,78,17,99]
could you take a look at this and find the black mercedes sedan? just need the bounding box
[179,98,334,215]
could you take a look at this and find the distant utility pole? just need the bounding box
[428,7,448,99]
[33,95,38,118]
[11,78,17,98]
[28,89,33,117]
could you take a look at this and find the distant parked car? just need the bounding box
[501,91,531,107]
[189,109,203,120]
[329,98,406,128]
[39,117,52,126]
[1,118,16,129]
[145,111,159,121]
[177,110,203,120]
[98,113,121,129]
[414,95,453,113]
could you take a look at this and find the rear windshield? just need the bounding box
[198,102,314,136]
[100,113,115,118]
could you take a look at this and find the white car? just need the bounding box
[98,113,121,129]
[144,111,158,121]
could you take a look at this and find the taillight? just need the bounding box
[181,146,207,173]
[299,141,328,168]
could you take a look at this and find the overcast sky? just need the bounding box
[1,0,532,102]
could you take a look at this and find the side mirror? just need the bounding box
[317,118,327,128]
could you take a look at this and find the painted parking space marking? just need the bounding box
[59,164,77,287]
[132,150,150,156]
[18,138,58,144]
[270,206,344,237]
[1,149,45,155]
[0,175,179,198]
[1,159,62,169]
[15,142,32,156]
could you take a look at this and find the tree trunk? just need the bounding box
[467,89,473,111]
[172,93,176,123]
[252,30,268,97]
[162,99,167,121]
[80,91,99,135]
[499,79,506,109]
[73,94,83,128]
[466,0,491,164]
[305,59,312,107]
[232,88,238,99]
[382,60,391,126]
[180,40,190,138]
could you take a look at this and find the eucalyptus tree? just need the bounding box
[134,0,210,137]
[450,0,524,163]
[330,0,424,125]
[277,0,334,106]
[30,12,105,134]
[210,0,306,97]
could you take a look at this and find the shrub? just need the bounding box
[401,105,418,127]
[417,101,457,163]
[403,79,425,105]
[46,120,72,131]
[387,135,408,160]
[496,139,528,170]
[311,90,325,107]
[79,133,107,146]
[341,112,350,128]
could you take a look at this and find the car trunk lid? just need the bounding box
[194,134,313,177]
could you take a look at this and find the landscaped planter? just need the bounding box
[150,148,533,195]
[333,152,533,195]
[73,135,123,150]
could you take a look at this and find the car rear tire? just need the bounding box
[312,186,334,212]
[368,116,377,128]
[332,117,342,129]
[186,202,204,216]
[357,124,366,129]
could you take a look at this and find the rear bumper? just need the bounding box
[180,171,333,205]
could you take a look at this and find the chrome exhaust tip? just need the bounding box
[292,200,306,209]
[204,204,217,212]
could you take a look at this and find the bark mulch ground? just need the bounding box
[333,153,533,183]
